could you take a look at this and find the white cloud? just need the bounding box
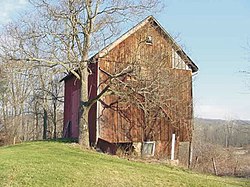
[0,0,28,24]
[194,104,250,120]
[195,104,230,119]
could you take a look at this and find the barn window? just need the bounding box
[146,36,153,45]
[142,141,155,156]
[172,49,191,70]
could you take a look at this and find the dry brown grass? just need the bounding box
[189,143,250,178]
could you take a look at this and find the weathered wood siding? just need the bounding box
[97,19,193,156]
[63,76,81,138]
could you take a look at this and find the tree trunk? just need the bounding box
[225,135,228,148]
[35,112,39,140]
[43,109,48,140]
[78,68,90,148]
[53,101,57,139]
[78,105,90,147]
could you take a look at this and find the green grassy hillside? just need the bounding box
[0,142,248,187]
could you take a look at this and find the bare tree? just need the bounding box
[105,52,192,143]
[0,51,64,143]
[94,23,194,158]
[0,0,163,147]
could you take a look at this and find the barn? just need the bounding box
[62,16,198,158]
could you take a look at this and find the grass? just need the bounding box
[0,141,249,187]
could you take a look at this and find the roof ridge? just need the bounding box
[96,15,198,72]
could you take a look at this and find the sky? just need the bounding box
[1,0,250,120]
[156,0,250,120]
[0,0,27,23]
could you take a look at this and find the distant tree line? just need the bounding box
[186,118,250,177]
[194,118,250,147]
[0,60,64,145]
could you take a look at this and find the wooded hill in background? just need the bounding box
[194,118,250,147]
[187,118,250,177]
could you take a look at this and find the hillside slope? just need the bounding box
[0,142,248,187]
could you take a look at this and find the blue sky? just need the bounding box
[0,0,27,23]
[156,0,250,120]
[1,0,250,120]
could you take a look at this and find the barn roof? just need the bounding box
[97,15,198,73]
[61,16,198,82]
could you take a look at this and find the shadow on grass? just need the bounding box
[45,138,78,143]
[1,138,78,149]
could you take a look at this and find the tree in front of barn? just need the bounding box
[0,0,163,147]
[100,39,193,156]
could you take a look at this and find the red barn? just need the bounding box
[62,16,198,158]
